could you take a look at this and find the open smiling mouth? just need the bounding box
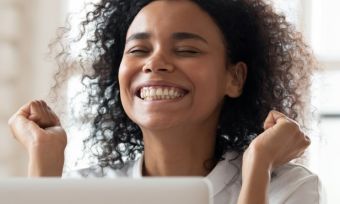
[136,86,188,101]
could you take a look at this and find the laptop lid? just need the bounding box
[0,178,212,204]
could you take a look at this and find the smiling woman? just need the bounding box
[119,2,240,140]
[8,0,323,204]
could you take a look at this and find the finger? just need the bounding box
[263,110,287,130]
[39,100,52,125]
[300,132,311,147]
[27,100,53,128]
[8,101,34,132]
[28,100,44,122]
[13,101,33,119]
[9,101,37,127]
[40,101,53,124]
[291,132,310,159]
[34,100,56,128]
[49,108,61,126]
[41,101,60,126]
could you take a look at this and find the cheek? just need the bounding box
[118,58,136,90]
[190,62,227,92]
[118,57,143,82]
[117,59,142,117]
[189,63,227,106]
[118,63,133,107]
[118,58,129,83]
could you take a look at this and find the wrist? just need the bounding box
[28,157,64,177]
[28,148,64,177]
[243,142,274,172]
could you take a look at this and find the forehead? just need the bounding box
[126,0,224,42]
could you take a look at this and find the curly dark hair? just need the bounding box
[53,0,317,169]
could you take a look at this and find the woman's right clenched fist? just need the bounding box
[8,100,67,177]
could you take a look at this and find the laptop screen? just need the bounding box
[0,178,212,204]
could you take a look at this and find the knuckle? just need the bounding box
[280,119,292,129]
[270,110,279,114]
[269,110,276,115]
[41,100,47,106]
[304,136,311,146]
[31,100,41,107]
[284,120,300,132]
[38,100,44,106]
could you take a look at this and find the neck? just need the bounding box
[142,125,217,177]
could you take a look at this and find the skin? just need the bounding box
[8,100,66,177]
[8,1,310,204]
[119,0,245,176]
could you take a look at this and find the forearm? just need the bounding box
[237,110,310,204]
[237,163,270,204]
[8,100,67,177]
[28,146,65,177]
[237,144,273,204]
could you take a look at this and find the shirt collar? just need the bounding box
[131,152,241,196]
[206,152,241,196]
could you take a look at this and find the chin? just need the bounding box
[135,117,179,132]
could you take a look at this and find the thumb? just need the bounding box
[15,101,32,119]
[22,100,60,128]
[8,114,42,147]
[263,110,287,130]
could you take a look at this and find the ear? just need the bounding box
[225,62,247,98]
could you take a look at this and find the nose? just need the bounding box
[142,54,174,73]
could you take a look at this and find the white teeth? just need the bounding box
[169,89,174,96]
[139,87,185,101]
[156,88,162,96]
[164,89,169,96]
[150,88,156,96]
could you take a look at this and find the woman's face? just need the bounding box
[119,0,236,131]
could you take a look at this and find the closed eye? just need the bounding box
[127,48,149,56]
[175,49,201,56]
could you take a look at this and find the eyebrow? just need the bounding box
[126,32,208,44]
[172,32,208,44]
[126,32,151,43]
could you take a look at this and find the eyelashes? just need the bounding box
[174,49,201,56]
[128,49,149,56]
[126,47,202,57]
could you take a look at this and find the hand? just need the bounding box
[243,110,310,173]
[8,100,67,177]
[237,110,310,204]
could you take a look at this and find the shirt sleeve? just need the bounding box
[284,174,326,204]
[269,163,327,204]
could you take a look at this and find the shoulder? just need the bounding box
[269,163,325,204]
[272,162,317,184]
[62,159,139,178]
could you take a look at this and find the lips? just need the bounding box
[135,82,189,101]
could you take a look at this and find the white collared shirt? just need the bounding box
[63,153,325,204]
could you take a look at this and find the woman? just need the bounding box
[8,0,322,203]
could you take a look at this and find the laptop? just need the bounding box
[0,178,212,204]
